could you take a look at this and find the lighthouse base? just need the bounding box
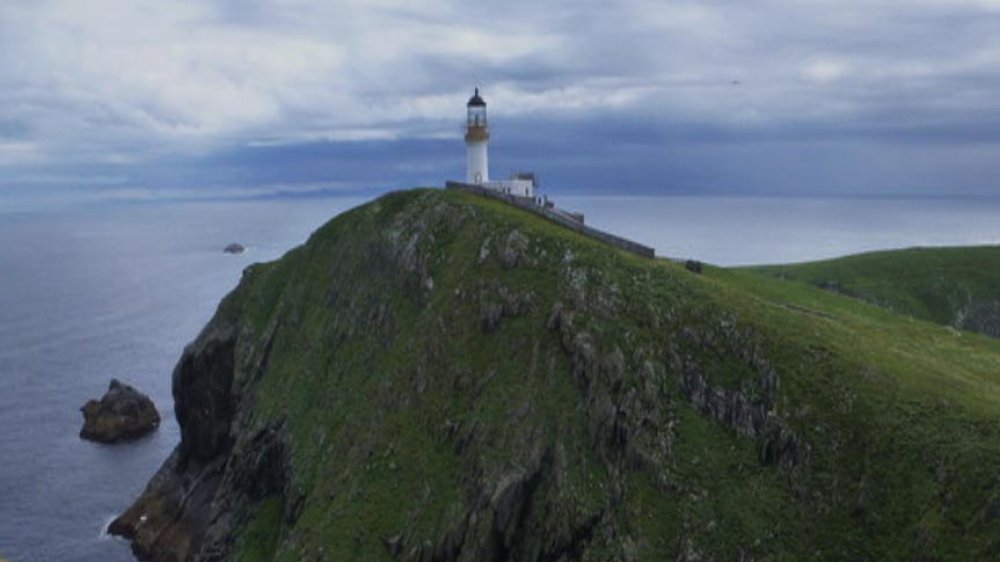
[466,141,489,185]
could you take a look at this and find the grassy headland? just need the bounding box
[745,246,1000,337]
[115,189,1000,561]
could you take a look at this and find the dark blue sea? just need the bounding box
[0,193,998,561]
[0,198,362,561]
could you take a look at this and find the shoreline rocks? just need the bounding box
[80,379,161,443]
[108,322,241,560]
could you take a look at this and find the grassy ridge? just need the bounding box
[708,264,1000,415]
[196,189,1000,560]
[744,246,1000,336]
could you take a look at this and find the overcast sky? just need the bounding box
[1,0,998,207]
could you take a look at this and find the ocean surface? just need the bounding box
[559,195,1000,265]
[1,192,998,561]
[0,198,363,562]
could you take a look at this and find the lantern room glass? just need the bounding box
[467,106,487,128]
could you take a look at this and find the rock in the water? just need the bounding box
[80,379,160,443]
[223,243,246,254]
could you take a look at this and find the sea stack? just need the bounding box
[80,379,160,443]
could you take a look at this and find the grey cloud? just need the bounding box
[0,0,998,204]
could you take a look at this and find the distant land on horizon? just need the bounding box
[7,181,1000,216]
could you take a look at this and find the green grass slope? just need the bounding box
[122,189,1000,561]
[745,246,1000,337]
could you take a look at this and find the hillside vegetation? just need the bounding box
[745,247,1000,337]
[113,189,1000,562]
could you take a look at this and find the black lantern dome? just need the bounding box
[467,87,486,107]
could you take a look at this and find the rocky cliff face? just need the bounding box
[956,300,1000,337]
[109,316,237,561]
[112,189,1000,561]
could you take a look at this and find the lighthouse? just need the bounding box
[465,88,489,185]
[455,87,536,198]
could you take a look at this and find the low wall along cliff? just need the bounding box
[445,182,656,258]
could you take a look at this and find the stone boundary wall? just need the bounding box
[446,182,656,259]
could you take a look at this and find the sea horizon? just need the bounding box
[4,188,1000,266]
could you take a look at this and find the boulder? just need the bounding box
[684,259,703,274]
[80,379,161,443]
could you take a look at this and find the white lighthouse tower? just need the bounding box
[465,88,489,185]
[453,87,536,198]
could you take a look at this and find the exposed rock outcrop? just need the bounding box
[79,379,160,443]
[500,229,530,269]
[479,283,536,333]
[957,300,1000,338]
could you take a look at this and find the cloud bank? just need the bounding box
[1,0,998,205]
